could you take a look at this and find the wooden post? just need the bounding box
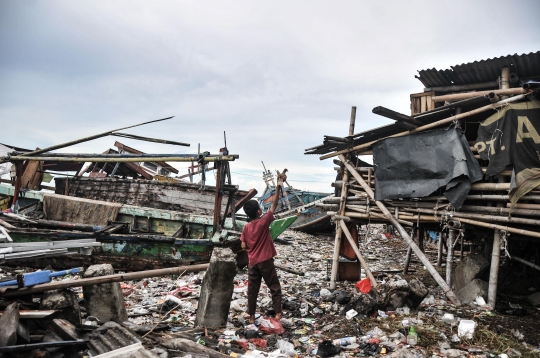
[340,156,460,304]
[339,220,377,287]
[447,229,456,285]
[419,226,425,253]
[437,232,444,266]
[11,162,23,210]
[403,217,419,274]
[460,231,464,260]
[329,174,350,289]
[349,106,356,137]
[488,229,501,308]
[329,106,356,290]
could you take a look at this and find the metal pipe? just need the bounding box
[432,87,526,103]
[320,94,528,160]
[7,155,238,163]
[340,155,461,304]
[488,229,501,308]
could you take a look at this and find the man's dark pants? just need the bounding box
[247,258,282,315]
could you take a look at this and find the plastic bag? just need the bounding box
[249,338,267,348]
[230,299,247,312]
[277,340,296,356]
[258,317,285,335]
[355,278,372,293]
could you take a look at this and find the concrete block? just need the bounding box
[456,278,488,304]
[195,248,236,328]
[452,254,489,291]
[408,279,429,308]
[83,264,127,322]
[40,289,81,325]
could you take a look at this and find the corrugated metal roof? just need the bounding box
[416,51,540,88]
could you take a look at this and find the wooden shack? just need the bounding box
[306,51,540,307]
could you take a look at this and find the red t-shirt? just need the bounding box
[240,211,277,267]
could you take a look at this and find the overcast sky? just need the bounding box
[1,1,539,195]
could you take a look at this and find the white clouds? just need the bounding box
[0,0,539,193]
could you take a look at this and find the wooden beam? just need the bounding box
[0,302,19,347]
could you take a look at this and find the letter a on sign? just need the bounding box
[516,116,540,144]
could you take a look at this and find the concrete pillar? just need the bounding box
[40,289,81,325]
[83,264,127,322]
[195,248,236,328]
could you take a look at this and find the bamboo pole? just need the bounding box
[5,117,173,160]
[111,132,189,147]
[432,87,527,103]
[345,208,414,226]
[447,229,456,285]
[398,214,540,239]
[510,255,540,271]
[392,202,540,218]
[320,94,528,160]
[460,205,540,218]
[12,153,208,158]
[401,207,540,226]
[0,263,209,298]
[488,229,501,308]
[340,155,460,304]
[339,220,377,287]
[7,155,237,163]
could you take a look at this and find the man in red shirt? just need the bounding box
[240,172,286,324]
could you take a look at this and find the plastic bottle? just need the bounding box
[407,326,418,345]
[332,337,356,346]
[300,301,309,316]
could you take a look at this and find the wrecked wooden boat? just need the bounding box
[258,167,333,233]
[54,176,257,216]
[0,185,295,270]
[0,186,296,270]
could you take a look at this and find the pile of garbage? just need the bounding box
[1,226,540,357]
